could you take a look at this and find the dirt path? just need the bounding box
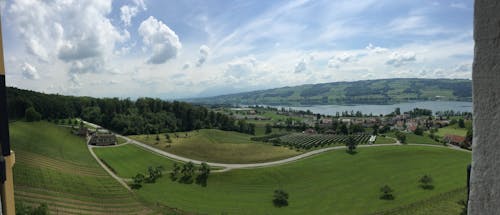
[87,143,131,191]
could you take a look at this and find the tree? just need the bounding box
[273,189,289,207]
[131,173,145,189]
[25,106,41,122]
[170,163,180,181]
[339,123,349,135]
[395,107,401,115]
[419,174,434,189]
[380,185,394,200]
[458,118,465,128]
[395,131,406,144]
[155,133,160,142]
[372,124,379,135]
[345,135,357,154]
[265,123,273,134]
[413,126,424,136]
[196,162,211,186]
[180,162,195,183]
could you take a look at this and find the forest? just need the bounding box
[7,87,254,135]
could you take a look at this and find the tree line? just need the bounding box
[7,87,255,135]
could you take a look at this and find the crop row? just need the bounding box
[278,134,371,149]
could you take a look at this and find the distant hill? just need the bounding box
[188,78,472,105]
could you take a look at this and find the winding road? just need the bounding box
[82,120,470,171]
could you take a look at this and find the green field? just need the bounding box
[128,129,300,163]
[124,145,470,214]
[10,121,149,214]
[375,135,396,144]
[387,132,440,145]
[436,126,468,137]
[93,144,179,178]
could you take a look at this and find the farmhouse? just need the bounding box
[88,130,117,146]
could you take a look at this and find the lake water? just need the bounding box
[270,101,472,116]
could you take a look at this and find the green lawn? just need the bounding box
[93,144,179,178]
[117,136,128,145]
[387,132,440,145]
[128,129,300,164]
[10,121,149,214]
[375,135,396,144]
[129,145,470,214]
[436,126,468,137]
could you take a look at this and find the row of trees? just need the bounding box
[170,162,211,187]
[131,166,164,189]
[7,87,255,135]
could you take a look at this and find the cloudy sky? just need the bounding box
[1,0,473,99]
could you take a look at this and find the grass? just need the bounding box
[93,144,179,178]
[436,126,468,137]
[117,136,128,145]
[387,132,440,145]
[128,129,300,164]
[10,121,149,214]
[128,145,470,214]
[374,135,396,144]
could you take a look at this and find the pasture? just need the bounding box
[128,129,300,163]
[128,145,470,214]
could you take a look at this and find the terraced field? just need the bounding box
[279,133,372,149]
[10,121,150,214]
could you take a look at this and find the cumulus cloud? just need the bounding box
[386,51,416,67]
[226,57,257,78]
[450,2,467,9]
[196,45,210,67]
[327,53,358,68]
[366,43,388,54]
[182,63,190,70]
[9,0,129,84]
[120,0,147,26]
[21,63,40,80]
[139,16,182,64]
[294,59,307,73]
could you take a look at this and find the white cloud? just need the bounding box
[450,2,467,9]
[21,63,40,80]
[139,16,182,64]
[120,0,147,26]
[386,51,416,67]
[225,56,257,78]
[120,5,139,27]
[196,45,210,67]
[182,62,190,70]
[294,58,307,73]
[327,52,358,68]
[9,0,129,81]
[366,43,388,54]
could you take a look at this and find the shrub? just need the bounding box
[419,175,434,189]
[25,107,42,122]
[380,185,395,200]
[273,189,289,207]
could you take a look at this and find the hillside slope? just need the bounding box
[188,78,471,105]
[10,121,150,214]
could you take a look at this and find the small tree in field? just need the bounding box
[419,175,434,189]
[345,135,357,154]
[273,189,289,207]
[380,185,394,200]
[265,123,273,134]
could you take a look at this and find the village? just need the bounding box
[223,106,473,150]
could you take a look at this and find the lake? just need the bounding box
[269,101,472,116]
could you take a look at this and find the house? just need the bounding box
[88,129,117,146]
[443,134,466,146]
[73,126,88,137]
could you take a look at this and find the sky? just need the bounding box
[1,0,473,99]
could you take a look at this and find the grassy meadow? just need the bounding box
[126,145,470,214]
[128,129,301,163]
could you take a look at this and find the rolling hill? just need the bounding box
[188,78,472,105]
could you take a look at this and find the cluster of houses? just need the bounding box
[73,125,117,146]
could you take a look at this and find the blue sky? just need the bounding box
[1,0,473,99]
